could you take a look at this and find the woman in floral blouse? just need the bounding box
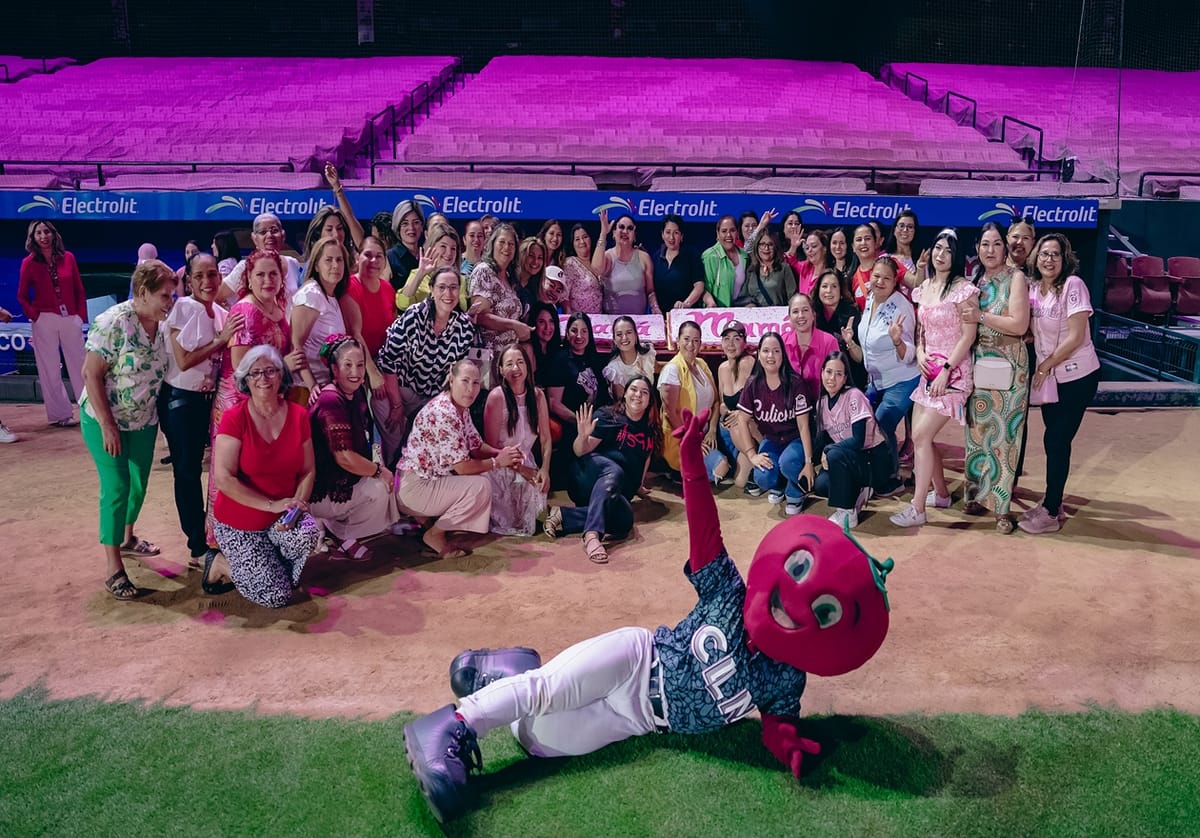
[395,360,524,559]
[80,259,178,600]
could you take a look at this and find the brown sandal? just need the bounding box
[104,570,142,601]
[583,532,609,564]
[995,515,1015,534]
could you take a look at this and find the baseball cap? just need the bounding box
[544,265,567,288]
[721,320,747,337]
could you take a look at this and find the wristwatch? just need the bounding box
[978,311,986,324]
[942,361,952,371]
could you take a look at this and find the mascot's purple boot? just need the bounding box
[403,705,482,824]
[449,647,542,699]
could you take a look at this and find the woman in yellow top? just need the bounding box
[658,320,729,484]
[394,227,471,313]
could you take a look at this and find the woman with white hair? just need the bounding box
[210,345,321,608]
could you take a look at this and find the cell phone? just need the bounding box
[276,506,301,530]
[798,475,811,494]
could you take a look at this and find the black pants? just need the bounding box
[813,443,893,509]
[159,384,213,558]
[560,453,634,539]
[1040,370,1100,516]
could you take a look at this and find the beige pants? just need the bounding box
[397,469,491,533]
[308,476,402,542]
[32,312,86,423]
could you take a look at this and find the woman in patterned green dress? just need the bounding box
[957,223,1031,533]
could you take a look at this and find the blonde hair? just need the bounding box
[130,259,176,296]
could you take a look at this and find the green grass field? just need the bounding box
[2,687,1197,837]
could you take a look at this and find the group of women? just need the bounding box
[60,194,1098,604]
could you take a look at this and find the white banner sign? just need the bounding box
[667,307,792,349]
[558,313,668,349]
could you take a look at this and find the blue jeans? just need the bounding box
[703,423,738,480]
[753,437,810,502]
[868,376,919,480]
[560,454,635,539]
[159,384,214,558]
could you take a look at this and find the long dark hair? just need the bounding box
[26,220,65,263]
[610,315,653,360]
[213,230,241,264]
[1028,233,1080,296]
[496,343,540,437]
[748,331,801,394]
[564,311,601,365]
[884,210,920,257]
[600,373,662,452]
[820,350,855,400]
[528,301,562,369]
[928,229,966,300]
[972,221,1009,284]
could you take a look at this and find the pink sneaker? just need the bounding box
[1017,505,1063,534]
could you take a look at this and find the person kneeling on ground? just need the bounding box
[307,335,404,555]
[542,374,660,564]
[211,345,321,608]
[395,359,523,560]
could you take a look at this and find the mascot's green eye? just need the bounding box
[784,550,814,583]
[811,595,843,629]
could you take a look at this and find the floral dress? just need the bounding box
[563,256,604,314]
[81,301,169,431]
[910,279,979,424]
[469,262,525,351]
[487,402,546,535]
[965,266,1029,516]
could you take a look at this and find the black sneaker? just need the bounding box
[403,704,482,824]
[743,482,763,497]
[449,647,542,699]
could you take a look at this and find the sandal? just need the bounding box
[330,538,372,562]
[995,515,1015,535]
[104,570,142,601]
[201,550,235,596]
[542,506,563,540]
[963,501,988,516]
[583,532,609,564]
[421,545,472,561]
[120,537,161,558]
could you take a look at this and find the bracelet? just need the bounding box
[373,462,382,479]
[978,311,986,324]
[491,457,497,471]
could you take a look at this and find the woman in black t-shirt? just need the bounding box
[546,312,610,486]
[543,374,660,564]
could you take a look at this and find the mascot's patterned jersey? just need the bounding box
[653,553,807,735]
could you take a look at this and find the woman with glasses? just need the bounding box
[593,211,658,315]
[884,210,922,276]
[735,230,797,308]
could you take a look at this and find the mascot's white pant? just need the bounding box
[457,626,659,757]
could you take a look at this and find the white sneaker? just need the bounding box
[829,508,859,529]
[0,423,16,444]
[889,504,927,528]
[925,490,952,509]
[767,490,785,505]
[785,501,803,516]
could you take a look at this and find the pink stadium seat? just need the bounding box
[1131,255,1165,277]
[1175,278,1200,317]
[1103,275,1135,315]
[1106,255,1130,278]
[1135,276,1173,317]
[1167,256,1200,277]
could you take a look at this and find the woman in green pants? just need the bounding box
[81,259,178,600]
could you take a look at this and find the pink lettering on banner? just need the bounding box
[558,313,668,349]
[667,307,793,349]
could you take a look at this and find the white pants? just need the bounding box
[308,476,402,542]
[457,626,658,757]
[32,312,86,423]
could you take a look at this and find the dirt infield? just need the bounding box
[1,403,1197,719]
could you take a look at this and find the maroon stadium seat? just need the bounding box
[1132,254,1165,277]
[1103,275,1135,315]
[1106,255,1129,278]
[1135,275,1173,317]
[1175,277,1200,318]
[1167,256,1200,277]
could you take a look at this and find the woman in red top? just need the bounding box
[340,236,399,451]
[211,345,320,608]
[17,220,88,426]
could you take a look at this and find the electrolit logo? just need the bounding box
[591,196,636,216]
[979,200,1098,225]
[413,193,440,214]
[17,195,59,213]
[791,198,831,217]
[978,201,1021,222]
[205,195,248,214]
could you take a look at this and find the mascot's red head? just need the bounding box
[744,515,893,676]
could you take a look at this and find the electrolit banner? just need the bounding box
[0,190,1102,228]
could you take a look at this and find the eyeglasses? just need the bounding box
[616,224,635,231]
[895,223,915,231]
[246,368,281,380]
[254,226,283,237]
[1038,251,1063,261]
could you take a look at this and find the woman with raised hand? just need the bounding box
[733,331,816,516]
[484,344,552,535]
[660,320,728,484]
[593,211,658,315]
[701,215,744,308]
[542,376,660,564]
[652,214,705,311]
[321,162,368,253]
[291,236,349,390]
[715,320,758,488]
[780,211,806,274]
[812,268,866,390]
[562,223,604,315]
[210,345,321,608]
[377,267,478,463]
[812,351,894,530]
[843,258,918,497]
[301,204,359,268]
[81,260,177,600]
[890,230,979,528]
[602,315,657,401]
[736,230,797,308]
[797,230,833,297]
[308,335,402,548]
[1018,233,1099,535]
[17,220,87,427]
[161,253,244,566]
[470,223,531,352]
[396,360,523,560]
[396,226,468,313]
[957,222,1031,534]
